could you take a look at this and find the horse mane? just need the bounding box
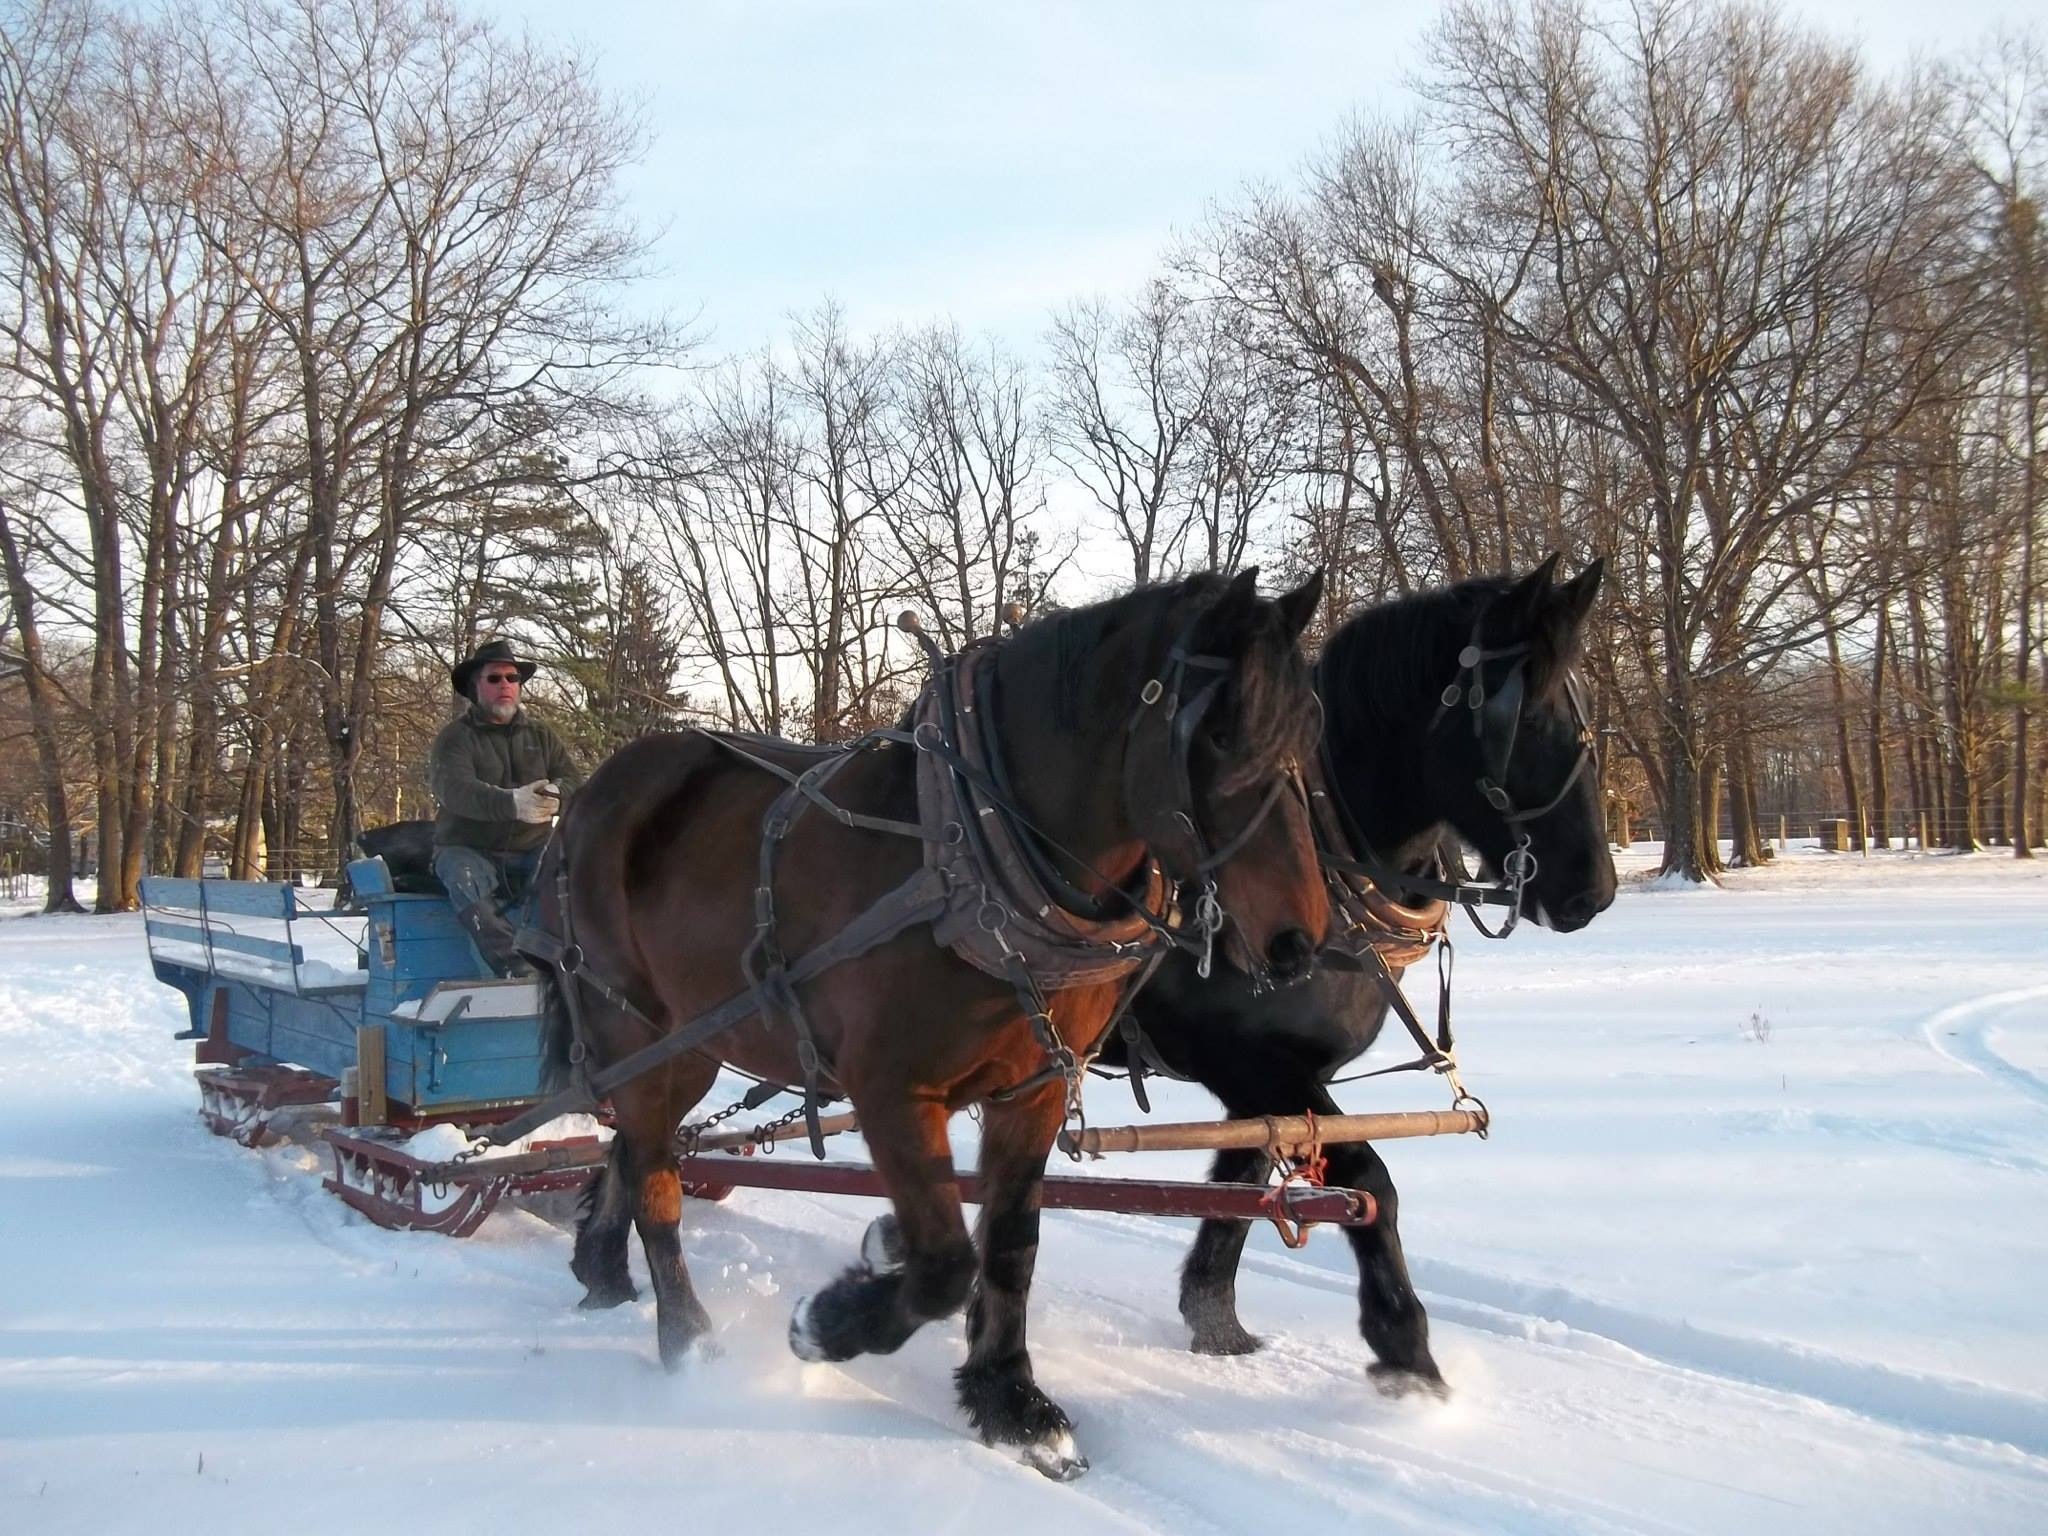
[1321,571,1585,738]
[1321,581,1486,740]
[1006,571,1319,794]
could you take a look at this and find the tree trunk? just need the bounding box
[1656,709,1719,882]
[1697,748,1725,871]
[1728,717,1770,866]
[1868,601,1892,848]
[1943,695,1980,852]
[0,501,85,913]
[230,745,267,882]
[1820,617,1866,852]
[1905,586,1947,841]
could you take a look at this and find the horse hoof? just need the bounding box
[659,1331,722,1373]
[658,1311,715,1374]
[1189,1323,1264,1357]
[1369,1362,1449,1400]
[860,1213,907,1276]
[577,1282,639,1311]
[788,1296,829,1362]
[1016,1427,1089,1481]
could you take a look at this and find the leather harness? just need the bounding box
[490,615,1298,1155]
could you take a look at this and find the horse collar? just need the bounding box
[914,645,1172,991]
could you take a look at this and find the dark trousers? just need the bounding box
[432,845,541,919]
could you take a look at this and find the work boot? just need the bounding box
[455,900,535,979]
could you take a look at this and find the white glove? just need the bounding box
[511,780,559,824]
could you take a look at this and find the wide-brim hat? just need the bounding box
[451,638,538,696]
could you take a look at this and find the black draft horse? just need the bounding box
[1103,556,1618,1393]
[536,570,1329,1477]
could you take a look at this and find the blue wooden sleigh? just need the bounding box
[141,857,550,1132]
[140,859,605,1233]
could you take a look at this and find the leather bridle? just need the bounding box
[1121,632,1307,979]
[1420,613,1597,936]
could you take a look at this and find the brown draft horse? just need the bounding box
[533,569,1329,1478]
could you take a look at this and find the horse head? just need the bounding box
[1119,567,1330,984]
[1326,555,1617,934]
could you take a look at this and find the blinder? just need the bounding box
[1436,619,1595,829]
[1124,634,1307,980]
[1129,645,1298,876]
[1475,663,1525,809]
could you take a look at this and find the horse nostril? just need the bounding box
[1556,891,1606,929]
[1266,927,1314,980]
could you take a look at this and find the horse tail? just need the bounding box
[529,833,577,1096]
[537,966,576,1097]
[529,731,722,1097]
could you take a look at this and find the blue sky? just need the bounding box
[479,2,1425,352]
[479,0,2036,357]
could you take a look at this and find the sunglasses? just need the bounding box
[481,671,523,686]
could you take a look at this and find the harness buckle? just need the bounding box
[1192,879,1224,980]
[1140,678,1164,706]
[1503,837,1538,883]
[559,942,584,975]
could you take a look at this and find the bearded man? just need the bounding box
[430,639,582,976]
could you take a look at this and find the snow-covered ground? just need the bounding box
[2,847,2044,1534]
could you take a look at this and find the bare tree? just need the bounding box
[1957,32,2048,854]
[1422,0,1983,879]
[874,323,1056,646]
[1045,284,1212,584]
[204,0,660,859]
[0,467,83,909]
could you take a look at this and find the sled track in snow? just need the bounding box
[276,1112,2048,1474]
[723,1188,2048,1532]
[216,1102,2048,1532]
[1922,985,2048,1113]
[1043,1201,2048,1465]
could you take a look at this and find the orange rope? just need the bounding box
[1258,1109,1328,1248]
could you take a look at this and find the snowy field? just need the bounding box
[2,847,2045,1534]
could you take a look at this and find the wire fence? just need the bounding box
[1618,806,2044,852]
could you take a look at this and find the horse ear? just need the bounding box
[1214,565,1260,624]
[1556,557,1603,633]
[1501,554,1559,632]
[1275,567,1324,642]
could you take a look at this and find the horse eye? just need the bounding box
[1207,724,1233,753]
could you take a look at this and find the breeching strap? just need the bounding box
[491,864,950,1149]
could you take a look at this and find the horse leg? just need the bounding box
[788,1095,975,1363]
[1179,1075,1442,1391]
[570,1135,638,1309]
[616,1068,720,1371]
[1315,1110,1445,1396]
[1178,1147,1267,1356]
[954,1085,1085,1480]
